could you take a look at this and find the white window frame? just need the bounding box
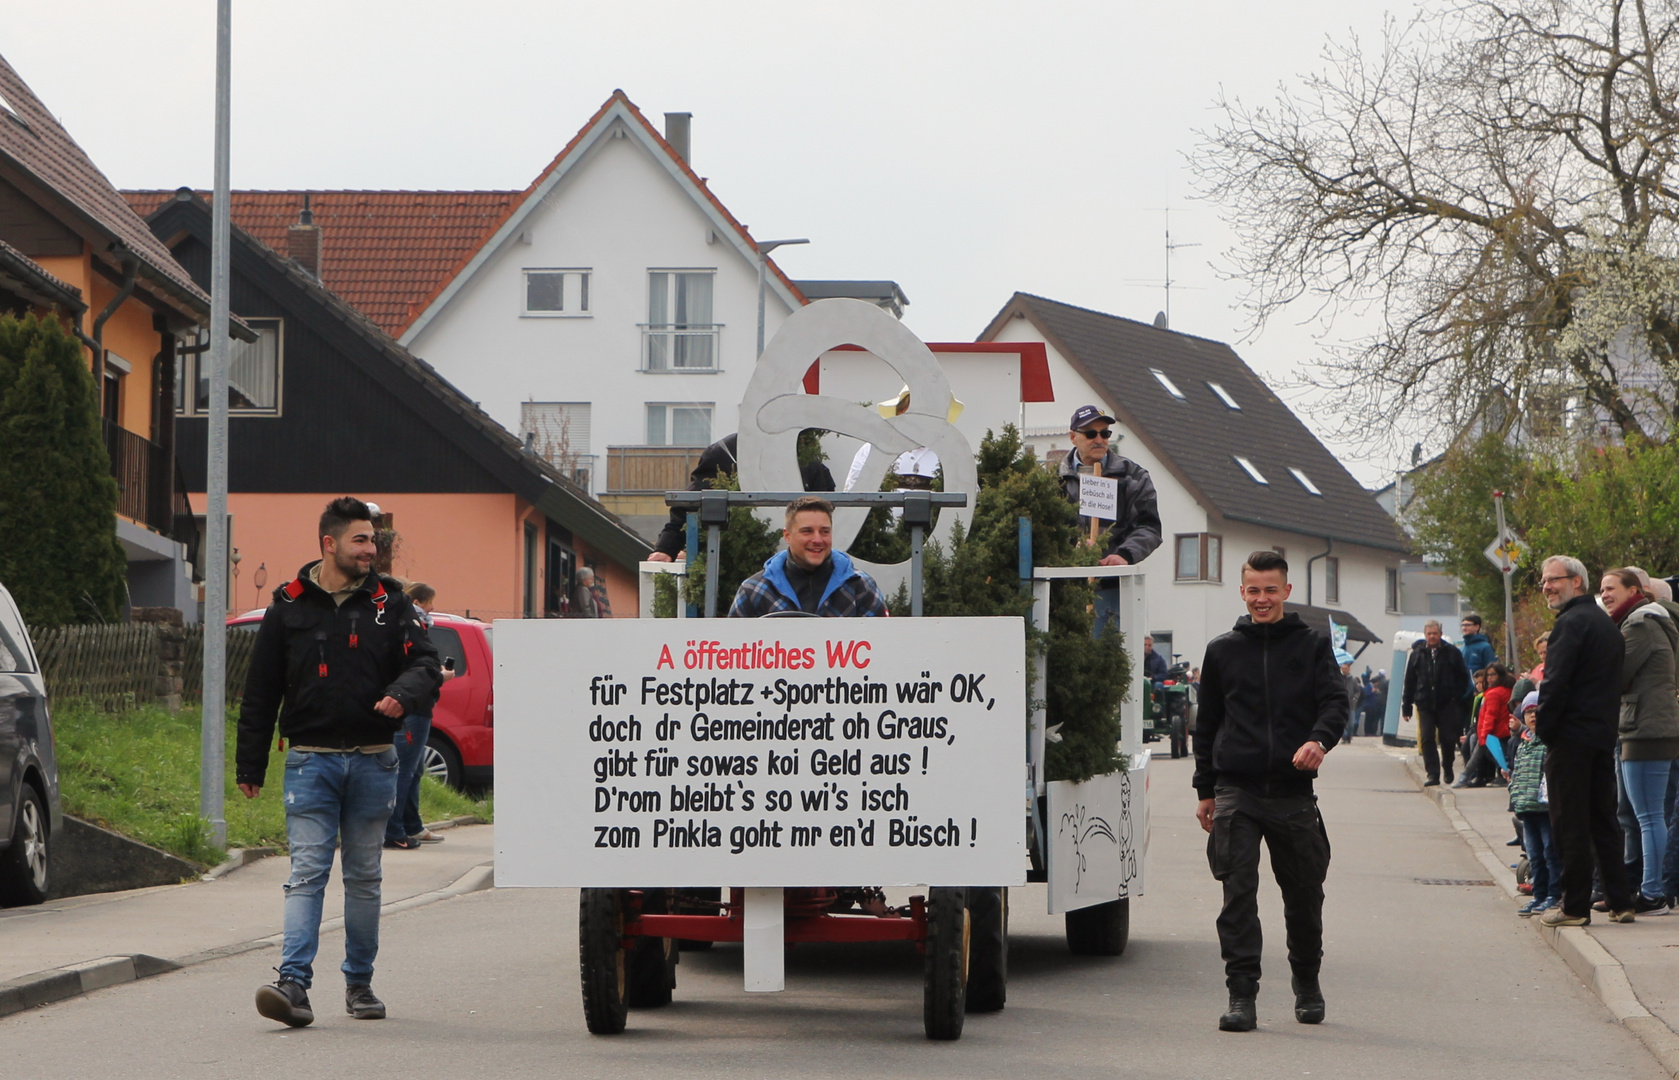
[1386,567,1401,613]
[643,268,720,372]
[176,319,284,417]
[1233,455,1268,484]
[1288,467,1323,496]
[522,268,592,317]
[1207,381,1241,409]
[1325,555,1341,605]
[1150,368,1186,400]
[645,402,714,446]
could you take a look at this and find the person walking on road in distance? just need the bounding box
[1194,550,1346,1032]
[728,495,889,618]
[237,497,441,1027]
[1461,614,1497,678]
[1599,568,1678,915]
[1533,555,1634,927]
[1056,404,1162,635]
[1402,620,1471,786]
[384,582,455,852]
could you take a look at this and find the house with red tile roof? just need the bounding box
[0,51,241,617]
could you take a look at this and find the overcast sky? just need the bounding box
[9,0,1419,483]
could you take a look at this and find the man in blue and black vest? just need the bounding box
[236,497,440,1028]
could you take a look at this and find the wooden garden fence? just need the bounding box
[29,621,256,710]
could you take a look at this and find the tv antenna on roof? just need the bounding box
[1125,209,1201,330]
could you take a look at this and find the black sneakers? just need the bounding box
[1633,893,1670,917]
[1219,980,1258,1031]
[255,978,314,1027]
[346,984,387,1019]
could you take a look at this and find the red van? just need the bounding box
[227,610,492,790]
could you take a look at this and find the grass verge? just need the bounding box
[52,700,492,866]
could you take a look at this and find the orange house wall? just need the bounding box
[207,492,522,618]
[202,492,638,620]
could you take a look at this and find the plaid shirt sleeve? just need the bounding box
[728,572,792,618]
[819,573,889,618]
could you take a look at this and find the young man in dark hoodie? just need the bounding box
[236,498,441,1027]
[1194,550,1346,1032]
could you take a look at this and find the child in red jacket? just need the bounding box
[1456,664,1514,788]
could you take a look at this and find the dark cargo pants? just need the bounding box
[1207,785,1331,992]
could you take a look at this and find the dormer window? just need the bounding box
[1150,368,1186,400]
[1207,381,1240,410]
[1234,456,1268,484]
[1288,467,1323,496]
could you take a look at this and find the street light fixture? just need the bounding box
[756,238,809,358]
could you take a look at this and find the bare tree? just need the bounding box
[1194,0,1679,454]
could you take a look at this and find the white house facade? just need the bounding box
[399,94,809,527]
[981,293,1409,672]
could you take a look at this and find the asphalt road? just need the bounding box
[4,744,1665,1079]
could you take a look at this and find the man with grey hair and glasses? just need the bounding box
[1533,555,1635,926]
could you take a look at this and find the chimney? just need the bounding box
[664,112,692,165]
[287,193,322,280]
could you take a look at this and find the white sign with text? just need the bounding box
[1078,473,1120,520]
[494,617,1025,888]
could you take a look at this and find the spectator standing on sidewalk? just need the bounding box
[1600,568,1679,916]
[1194,550,1345,1032]
[384,582,456,852]
[1402,620,1471,786]
[1534,555,1634,927]
[236,497,441,1027]
[1510,693,1560,916]
[571,567,601,618]
[1460,615,1498,678]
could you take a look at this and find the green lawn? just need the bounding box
[51,701,492,866]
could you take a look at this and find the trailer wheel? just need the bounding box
[965,886,1007,1013]
[923,887,969,1040]
[625,890,677,1007]
[579,888,628,1034]
[1065,897,1129,957]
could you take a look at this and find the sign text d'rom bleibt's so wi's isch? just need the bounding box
[494,618,1025,888]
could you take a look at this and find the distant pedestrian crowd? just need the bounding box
[1405,563,1679,925]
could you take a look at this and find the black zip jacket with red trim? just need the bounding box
[1192,612,1347,800]
[235,562,441,785]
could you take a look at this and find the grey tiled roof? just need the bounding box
[983,293,1406,553]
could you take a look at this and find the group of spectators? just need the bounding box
[1404,561,1679,924]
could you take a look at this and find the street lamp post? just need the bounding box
[756,238,808,358]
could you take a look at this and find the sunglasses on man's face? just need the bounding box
[1078,428,1112,440]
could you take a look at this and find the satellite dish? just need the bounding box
[1153,311,1168,329]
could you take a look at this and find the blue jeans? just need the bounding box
[1520,811,1560,904]
[385,714,432,843]
[1620,758,1673,900]
[279,747,400,988]
[1663,759,1679,898]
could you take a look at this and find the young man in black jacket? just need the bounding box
[236,497,441,1027]
[1533,554,1633,927]
[1194,550,1345,1032]
[1401,621,1471,786]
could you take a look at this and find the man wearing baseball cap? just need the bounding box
[1059,404,1162,632]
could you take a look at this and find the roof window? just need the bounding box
[0,89,26,129]
[1288,467,1323,496]
[1234,456,1268,484]
[1150,368,1186,400]
[1207,381,1240,410]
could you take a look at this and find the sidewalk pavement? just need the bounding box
[1388,745,1679,1076]
[0,819,494,1018]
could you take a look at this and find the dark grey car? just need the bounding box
[0,581,60,905]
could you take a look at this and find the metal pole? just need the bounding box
[1494,492,1517,666]
[756,254,767,359]
[909,525,924,617]
[704,524,721,619]
[200,0,232,848]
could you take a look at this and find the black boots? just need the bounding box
[1292,974,1325,1024]
[1219,978,1257,1031]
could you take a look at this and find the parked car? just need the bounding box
[0,582,61,905]
[227,608,492,791]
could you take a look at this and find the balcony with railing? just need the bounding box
[103,419,173,536]
[640,323,721,372]
[606,446,706,493]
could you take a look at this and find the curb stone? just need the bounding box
[0,860,493,1020]
[1388,747,1679,1078]
[198,818,483,882]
